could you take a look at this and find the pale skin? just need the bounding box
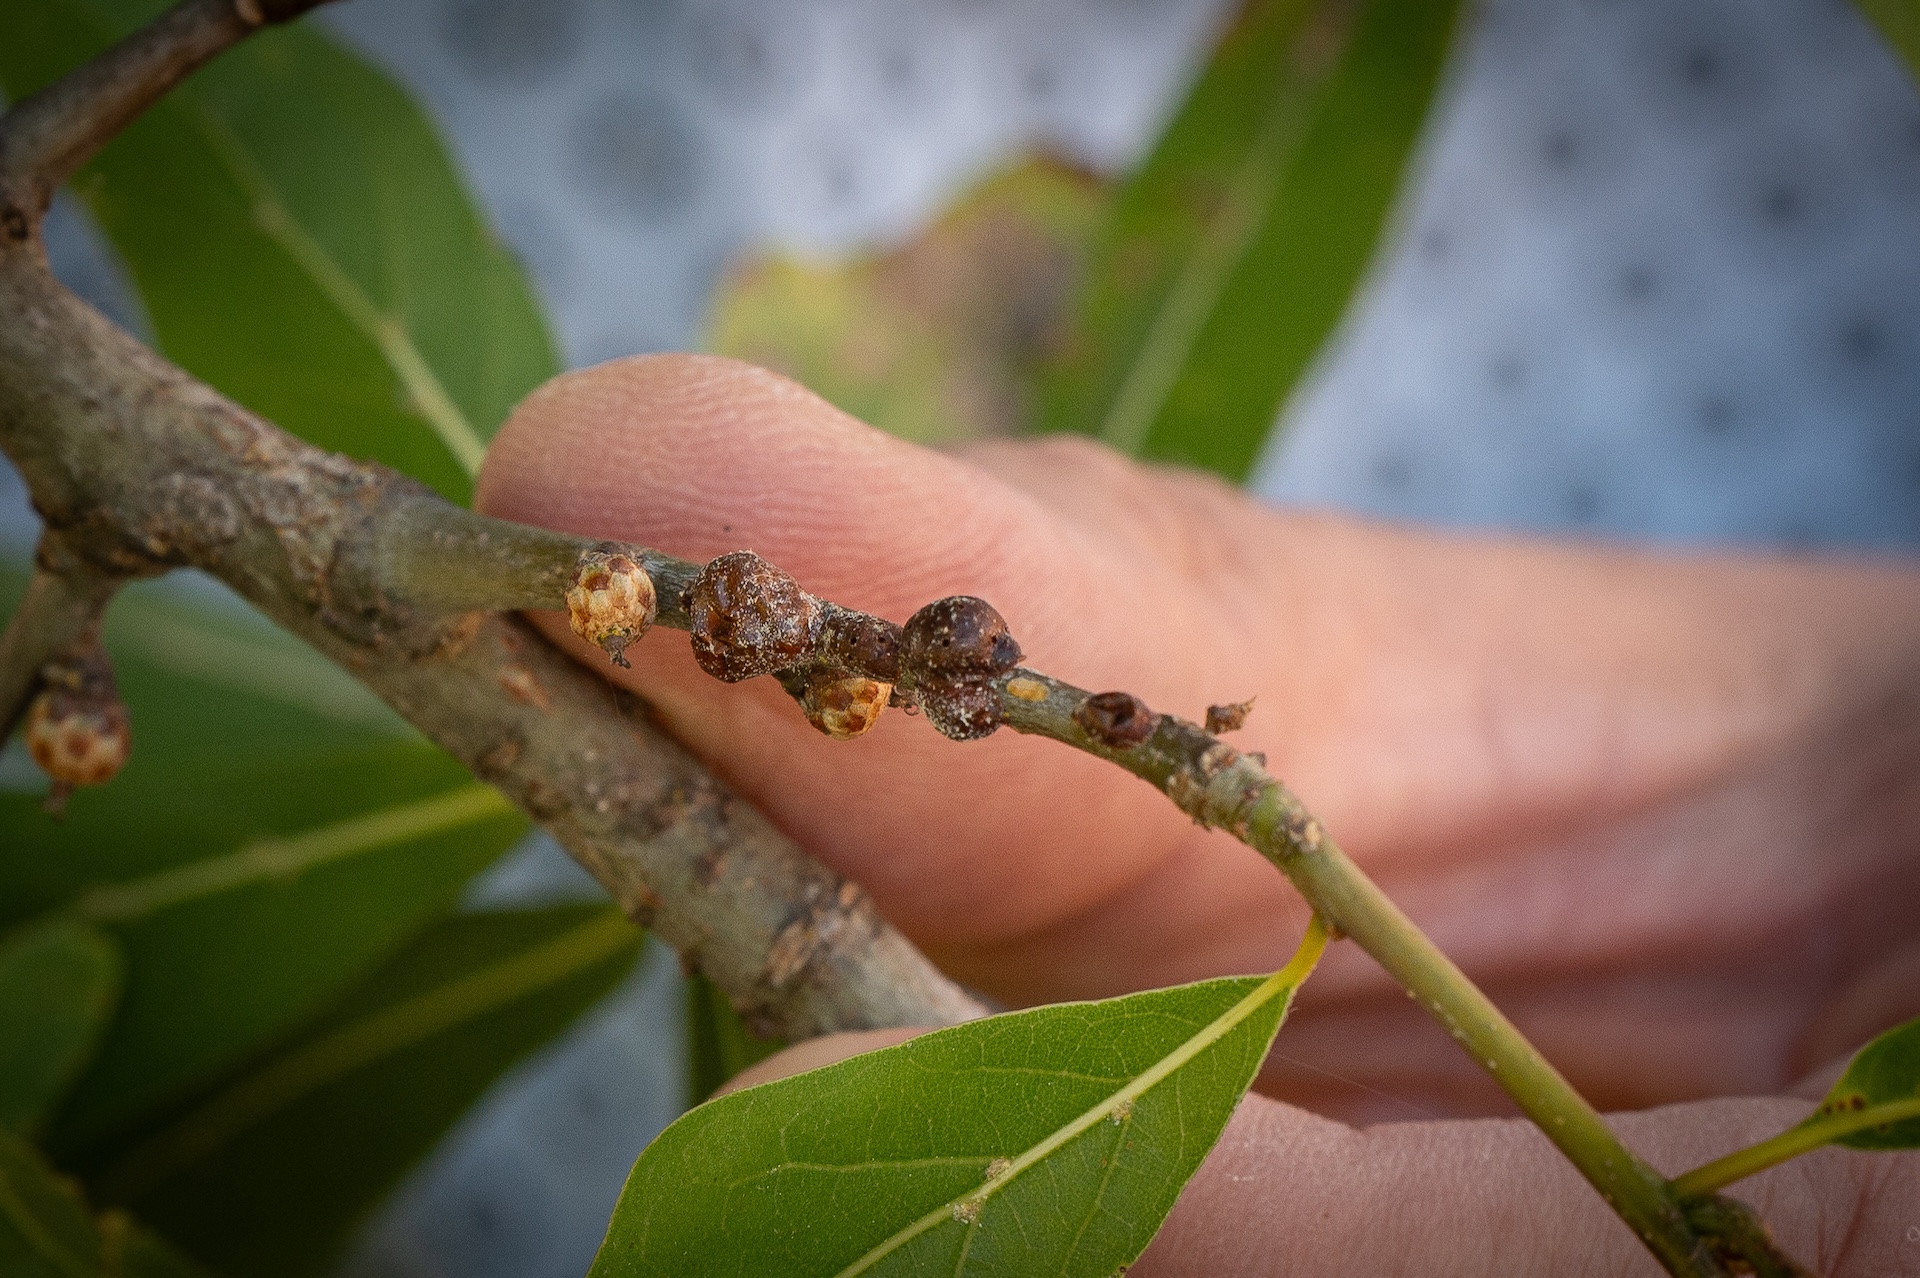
[477,354,1920,1275]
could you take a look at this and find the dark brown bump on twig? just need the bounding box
[899,596,1022,740]
[2,205,30,244]
[686,551,822,682]
[820,603,903,682]
[1073,690,1158,748]
[1205,697,1254,734]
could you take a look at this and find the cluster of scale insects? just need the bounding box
[565,546,1028,742]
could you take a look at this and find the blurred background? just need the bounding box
[3,0,1918,1275]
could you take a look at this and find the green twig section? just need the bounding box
[1672,1096,1920,1199]
[993,670,1722,1277]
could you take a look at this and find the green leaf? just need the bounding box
[1857,0,1920,82]
[0,1128,209,1278]
[39,778,526,1158]
[2,571,529,1157]
[89,906,644,1278]
[705,159,1108,445]
[0,0,560,500]
[1671,1014,1920,1199]
[0,924,121,1137]
[1039,0,1464,481]
[1809,1014,1920,1151]
[593,926,1324,1278]
[683,972,783,1109]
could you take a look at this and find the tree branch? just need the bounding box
[0,245,983,1039]
[0,0,335,234]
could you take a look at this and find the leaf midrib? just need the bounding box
[72,0,491,479]
[1094,18,1340,455]
[16,784,516,932]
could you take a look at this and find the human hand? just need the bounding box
[476,354,1920,1270]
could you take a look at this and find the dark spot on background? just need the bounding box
[1490,353,1527,390]
[443,0,582,88]
[1840,317,1883,364]
[1023,59,1062,102]
[1694,394,1738,435]
[1760,182,1801,226]
[1372,452,1414,490]
[823,153,860,207]
[1680,44,1720,87]
[1619,264,1658,302]
[688,5,809,112]
[1565,482,1602,520]
[877,44,917,94]
[567,94,702,222]
[1543,130,1579,166]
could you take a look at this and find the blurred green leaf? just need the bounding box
[707,159,1107,445]
[37,778,525,1159]
[91,906,643,1278]
[1857,0,1920,81]
[1809,1014,1920,1151]
[1040,0,1462,481]
[0,1128,209,1278]
[0,0,560,500]
[682,972,782,1109]
[592,954,1319,1276]
[0,924,121,1136]
[4,574,529,1163]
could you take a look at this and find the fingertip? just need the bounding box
[476,352,1048,620]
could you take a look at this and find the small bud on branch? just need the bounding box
[26,641,131,811]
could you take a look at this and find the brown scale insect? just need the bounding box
[819,604,903,682]
[1204,697,1254,735]
[899,596,1022,741]
[1074,690,1158,748]
[685,551,823,682]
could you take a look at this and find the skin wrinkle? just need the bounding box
[477,353,1920,1127]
